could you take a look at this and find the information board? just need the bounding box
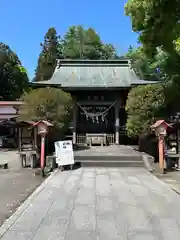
[55,140,74,166]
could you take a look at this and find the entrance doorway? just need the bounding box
[77,105,114,134]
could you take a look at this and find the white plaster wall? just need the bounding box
[0,106,17,114]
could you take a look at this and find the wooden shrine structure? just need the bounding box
[33,59,156,145]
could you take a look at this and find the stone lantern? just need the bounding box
[151,120,171,173]
[151,120,170,137]
[33,120,53,176]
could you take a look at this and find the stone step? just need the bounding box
[80,160,144,168]
[74,155,142,162]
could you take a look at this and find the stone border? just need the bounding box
[141,152,154,172]
[0,169,58,238]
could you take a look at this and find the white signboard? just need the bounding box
[55,140,74,166]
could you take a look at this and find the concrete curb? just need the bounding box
[0,169,58,239]
[141,153,154,172]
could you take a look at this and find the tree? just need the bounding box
[62,25,117,59]
[34,26,118,82]
[125,0,180,57]
[126,45,169,81]
[125,0,180,79]
[126,46,156,80]
[61,26,85,59]
[19,87,73,132]
[125,84,165,137]
[125,0,180,123]
[0,42,29,100]
[101,44,117,59]
[34,28,62,82]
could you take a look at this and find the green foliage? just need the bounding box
[34,25,117,81]
[174,37,180,55]
[126,46,169,81]
[0,42,29,100]
[125,0,180,56]
[125,0,180,133]
[62,25,117,60]
[125,0,180,82]
[34,28,62,82]
[19,88,73,132]
[125,84,165,137]
[126,46,157,80]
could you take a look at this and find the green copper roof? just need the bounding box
[34,59,157,88]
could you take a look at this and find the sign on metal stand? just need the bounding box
[55,140,74,168]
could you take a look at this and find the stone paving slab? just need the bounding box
[1,167,180,239]
[74,145,141,157]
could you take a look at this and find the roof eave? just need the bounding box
[131,80,160,86]
[56,58,131,66]
[61,86,131,91]
[30,81,61,88]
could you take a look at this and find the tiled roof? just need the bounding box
[34,59,157,88]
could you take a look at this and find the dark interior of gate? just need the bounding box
[73,90,128,145]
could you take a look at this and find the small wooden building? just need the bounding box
[33,59,157,145]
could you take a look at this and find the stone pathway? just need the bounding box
[1,167,180,239]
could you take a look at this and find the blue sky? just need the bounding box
[0,0,138,79]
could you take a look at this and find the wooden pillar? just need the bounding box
[115,101,120,145]
[177,128,180,166]
[158,135,165,173]
[34,127,37,149]
[177,129,180,153]
[18,127,22,151]
[73,103,77,144]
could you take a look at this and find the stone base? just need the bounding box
[0,162,8,169]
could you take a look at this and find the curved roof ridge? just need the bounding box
[56,59,131,66]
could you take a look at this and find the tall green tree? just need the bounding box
[0,42,29,100]
[62,25,117,59]
[125,0,180,120]
[19,87,73,132]
[126,46,168,81]
[126,84,165,137]
[34,27,62,82]
[34,26,118,82]
[125,0,180,57]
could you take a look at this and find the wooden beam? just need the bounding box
[78,101,114,106]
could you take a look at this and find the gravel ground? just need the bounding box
[0,150,44,226]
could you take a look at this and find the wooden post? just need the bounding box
[34,127,37,149]
[40,135,45,176]
[18,127,22,151]
[115,102,120,144]
[158,135,165,173]
[177,129,180,167]
[73,103,77,144]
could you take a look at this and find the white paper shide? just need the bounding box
[55,140,74,166]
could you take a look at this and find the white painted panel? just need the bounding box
[0,106,16,114]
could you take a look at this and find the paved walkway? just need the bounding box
[1,167,180,240]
